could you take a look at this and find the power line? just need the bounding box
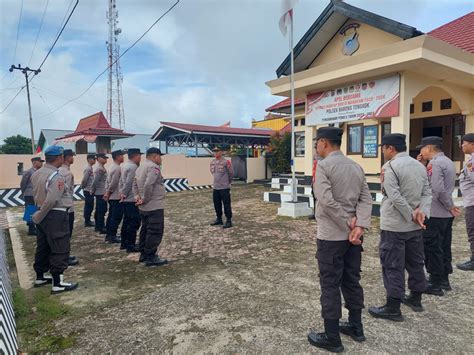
[12,0,25,66]
[33,85,102,111]
[0,86,25,114]
[27,0,50,66]
[37,0,180,119]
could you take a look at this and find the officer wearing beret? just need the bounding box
[91,153,109,234]
[133,148,168,266]
[210,146,234,229]
[369,134,431,320]
[307,127,372,353]
[30,146,78,294]
[81,154,97,227]
[104,150,124,244]
[58,149,79,266]
[457,133,474,271]
[119,148,143,252]
[417,136,459,294]
[20,156,44,235]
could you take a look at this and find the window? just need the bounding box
[347,124,363,154]
[17,162,24,176]
[301,118,305,126]
[422,101,432,112]
[294,119,298,126]
[441,98,452,110]
[295,131,305,156]
[410,104,414,114]
[381,122,391,137]
[453,116,464,161]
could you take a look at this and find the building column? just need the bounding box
[390,73,411,138]
[464,113,474,134]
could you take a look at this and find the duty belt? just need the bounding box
[51,207,70,212]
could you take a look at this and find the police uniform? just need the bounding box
[417,137,456,293]
[30,146,78,294]
[91,153,108,233]
[20,156,44,235]
[210,147,234,228]
[369,134,432,321]
[133,148,168,266]
[105,150,124,244]
[81,154,96,226]
[458,133,474,271]
[308,127,372,353]
[119,148,142,252]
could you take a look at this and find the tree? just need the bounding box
[268,132,291,173]
[0,135,33,154]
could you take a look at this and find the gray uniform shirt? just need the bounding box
[460,155,474,207]
[105,162,121,200]
[59,164,75,213]
[31,163,73,224]
[210,158,234,190]
[427,152,455,218]
[20,167,36,197]
[119,161,138,203]
[81,165,94,192]
[133,159,166,211]
[380,152,432,232]
[314,151,373,241]
[91,164,107,196]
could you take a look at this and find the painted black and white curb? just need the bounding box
[0,179,212,208]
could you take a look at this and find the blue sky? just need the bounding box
[0,0,472,142]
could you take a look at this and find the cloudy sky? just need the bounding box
[0,0,472,142]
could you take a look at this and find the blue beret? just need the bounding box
[44,145,64,156]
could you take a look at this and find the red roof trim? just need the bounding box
[428,12,474,54]
[265,98,305,112]
[160,121,274,136]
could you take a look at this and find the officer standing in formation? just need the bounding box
[308,127,372,353]
[58,149,79,267]
[369,134,432,320]
[134,147,168,267]
[210,146,234,229]
[457,133,474,271]
[91,153,109,234]
[81,154,97,227]
[104,150,124,244]
[20,156,44,235]
[417,136,459,294]
[119,148,143,253]
[31,146,78,294]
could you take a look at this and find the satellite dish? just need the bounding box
[115,28,122,35]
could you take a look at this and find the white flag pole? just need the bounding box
[289,10,297,203]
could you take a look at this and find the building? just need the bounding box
[265,0,474,177]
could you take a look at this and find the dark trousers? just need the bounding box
[94,196,107,231]
[83,190,94,223]
[106,200,123,237]
[122,202,141,249]
[34,210,70,275]
[24,196,36,230]
[138,209,164,257]
[465,206,474,254]
[213,188,232,221]
[316,239,364,320]
[423,217,454,279]
[69,212,75,238]
[380,230,426,299]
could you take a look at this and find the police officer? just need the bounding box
[309,153,323,220]
[20,156,44,235]
[58,149,79,266]
[417,136,459,294]
[369,134,432,320]
[91,153,109,234]
[134,147,168,267]
[307,127,372,353]
[31,146,78,294]
[104,150,124,244]
[119,148,142,253]
[210,146,234,229]
[81,154,96,227]
[457,133,474,271]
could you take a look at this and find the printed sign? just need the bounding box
[306,75,400,126]
[363,125,378,158]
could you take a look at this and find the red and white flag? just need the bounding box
[279,0,298,36]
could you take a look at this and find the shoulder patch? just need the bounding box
[427,163,433,176]
[226,160,231,167]
[153,167,161,175]
[58,179,65,190]
[468,162,473,172]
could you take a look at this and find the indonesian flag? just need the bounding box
[219,121,231,127]
[279,0,298,36]
[35,145,42,154]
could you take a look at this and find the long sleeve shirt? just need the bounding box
[133,159,166,211]
[460,155,474,208]
[58,164,75,213]
[91,164,107,196]
[20,167,36,197]
[119,161,139,203]
[81,165,94,192]
[105,162,121,200]
[210,158,234,190]
[426,152,456,218]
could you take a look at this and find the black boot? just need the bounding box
[145,255,168,267]
[456,255,474,271]
[68,255,79,266]
[308,319,344,353]
[127,246,140,253]
[441,275,452,291]
[340,309,366,342]
[210,219,223,226]
[223,220,233,229]
[84,221,95,227]
[423,275,444,296]
[51,273,78,294]
[401,291,423,312]
[368,297,404,322]
[139,253,147,263]
[105,235,121,244]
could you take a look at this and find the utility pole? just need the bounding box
[9,64,41,154]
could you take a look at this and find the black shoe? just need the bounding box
[223,220,233,229]
[28,227,37,236]
[368,298,404,322]
[139,253,146,263]
[210,219,223,226]
[84,221,95,227]
[339,321,366,342]
[105,236,121,244]
[145,256,168,267]
[401,293,424,312]
[441,276,452,291]
[127,246,140,253]
[33,276,53,288]
[120,245,127,250]
[456,259,474,271]
[51,274,78,294]
[307,332,344,353]
[68,256,79,266]
[423,282,444,296]
[308,215,316,220]
[99,229,107,235]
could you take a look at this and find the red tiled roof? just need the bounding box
[265,98,305,112]
[428,12,474,53]
[161,121,274,136]
[279,122,292,134]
